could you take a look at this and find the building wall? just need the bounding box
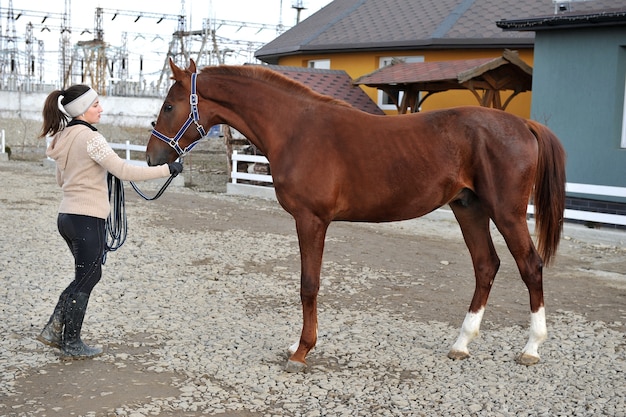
[531,27,626,191]
[278,48,534,118]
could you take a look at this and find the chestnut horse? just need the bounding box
[147,59,566,372]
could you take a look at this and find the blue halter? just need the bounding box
[151,72,207,157]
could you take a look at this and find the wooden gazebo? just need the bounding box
[353,49,532,113]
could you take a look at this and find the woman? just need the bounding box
[37,84,182,359]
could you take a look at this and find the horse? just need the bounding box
[147,59,566,373]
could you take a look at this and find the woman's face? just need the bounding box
[79,99,103,125]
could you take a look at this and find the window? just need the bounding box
[307,59,331,69]
[377,56,424,110]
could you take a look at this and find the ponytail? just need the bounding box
[39,89,68,138]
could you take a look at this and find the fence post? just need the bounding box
[1,129,4,154]
[125,140,131,160]
[231,150,238,184]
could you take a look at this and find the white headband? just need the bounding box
[62,87,98,117]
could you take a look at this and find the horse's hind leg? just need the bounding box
[448,198,500,360]
[494,218,546,365]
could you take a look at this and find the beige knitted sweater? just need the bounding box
[46,123,171,219]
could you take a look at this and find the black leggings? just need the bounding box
[57,213,105,295]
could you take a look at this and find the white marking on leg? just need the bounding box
[521,307,547,359]
[450,308,485,355]
[288,324,318,355]
[452,307,485,355]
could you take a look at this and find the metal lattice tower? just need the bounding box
[25,22,32,75]
[157,0,187,91]
[37,38,44,83]
[93,6,184,94]
[0,1,290,94]
[59,0,72,88]
[117,31,129,82]
[157,0,281,82]
[1,0,19,88]
[74,6,108,93]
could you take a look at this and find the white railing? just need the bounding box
[528,183,626,226]
[229,151,626,226]
[1,129,5,153]
[108,141,147,166]
[230,150,273,185]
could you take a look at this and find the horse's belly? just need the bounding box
[334,197,441,223]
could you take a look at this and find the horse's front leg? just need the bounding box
[285,214,328,373]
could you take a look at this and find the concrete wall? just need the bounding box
[0,91,163,127]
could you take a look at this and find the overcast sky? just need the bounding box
[5,0,333,84]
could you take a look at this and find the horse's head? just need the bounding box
[146,58,210,166]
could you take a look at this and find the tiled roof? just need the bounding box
[256,0,626,64]
[263,65,384,115]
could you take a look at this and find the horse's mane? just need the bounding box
[200,65,353,108]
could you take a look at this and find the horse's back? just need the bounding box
[276,106,538,223]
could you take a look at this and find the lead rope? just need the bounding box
[129,173,177,201]
[102,166,180,264]
[130,156,183,201]
[103,173,128,264]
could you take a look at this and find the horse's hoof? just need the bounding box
[285,359,307,373]
[447,350,470,361]
[515,353,540,366]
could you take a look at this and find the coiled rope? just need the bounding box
[102,170,179,264]
[103,173,127,264]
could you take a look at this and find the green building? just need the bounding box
[499,7,626,226]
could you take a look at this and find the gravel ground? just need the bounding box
[0,160,625,417]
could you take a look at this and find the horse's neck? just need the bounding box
[203,74,304,156]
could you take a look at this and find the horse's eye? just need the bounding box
[164,104,173,112]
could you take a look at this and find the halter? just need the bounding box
[151,72,208,157]
[129,73,206,201]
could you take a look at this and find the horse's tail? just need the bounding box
[526,119,566,265]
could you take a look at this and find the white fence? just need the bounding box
[226,150,274,199]
[229,151,273,185]
[228,151,626,227]
[0,130,6,161]
[108,141,147,166]
[528,183,626,226]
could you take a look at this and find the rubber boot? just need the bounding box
[37,292,68,349]
[61,292,103,359]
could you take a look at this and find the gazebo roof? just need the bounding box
[353,49,532,112]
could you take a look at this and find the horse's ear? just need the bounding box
[188,59,197,73]
[169,58,186,80]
